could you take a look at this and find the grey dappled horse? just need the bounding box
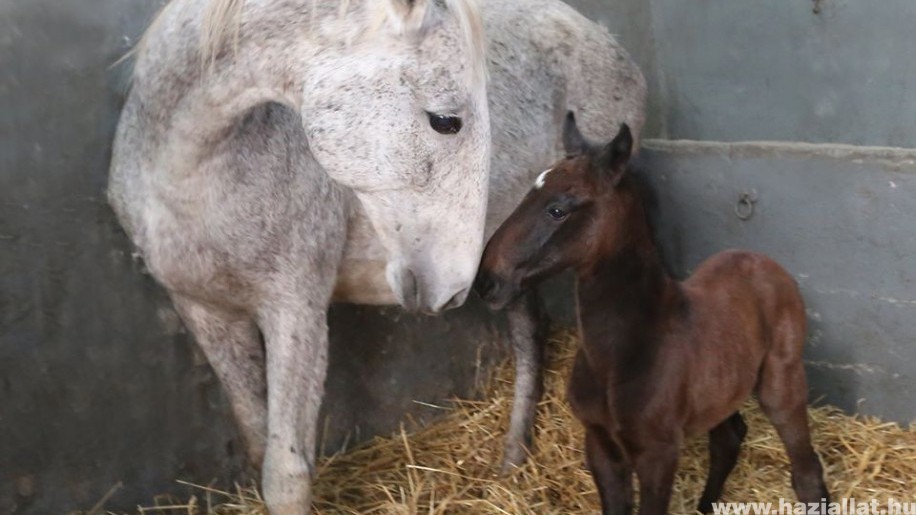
[108,0,645,512]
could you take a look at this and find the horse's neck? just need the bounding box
[574,215,681,374]
[131,0,344,175]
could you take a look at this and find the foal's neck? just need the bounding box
[576,240,675,327]
[574,189,681,366]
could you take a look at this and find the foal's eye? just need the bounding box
[547,206,568,221]
[427,113,462,135]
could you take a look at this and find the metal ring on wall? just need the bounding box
[735,189,758,221]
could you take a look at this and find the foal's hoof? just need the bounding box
[697,499,715,514]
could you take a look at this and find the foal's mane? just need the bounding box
[126,0,486,87]
[622,160,679,277]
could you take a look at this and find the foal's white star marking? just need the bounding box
[534,168,553,189]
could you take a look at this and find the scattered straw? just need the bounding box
[113,331,915,514]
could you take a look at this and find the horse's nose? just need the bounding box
[390,266,420,312]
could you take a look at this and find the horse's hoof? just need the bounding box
[265,502,312,515]
[499,448,529,476]
[499,462,517,476]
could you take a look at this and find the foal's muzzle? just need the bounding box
[473,270,517,311]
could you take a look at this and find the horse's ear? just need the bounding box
[562,111,590,156]
[383,0,435,36]
[597,123,633,186]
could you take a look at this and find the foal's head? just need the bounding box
[475,113,639,309]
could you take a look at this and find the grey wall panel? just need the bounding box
[648,0,916,146]
[636,142,916,423]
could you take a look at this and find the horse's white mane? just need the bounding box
[132,0,486,88]
[200,0,245,68]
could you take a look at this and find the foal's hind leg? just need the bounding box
[171,296,268,469]
[758,360,830,504]
[697,412,748,513]
[501,290,548,473]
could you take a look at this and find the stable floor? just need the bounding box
[116,331,915,514]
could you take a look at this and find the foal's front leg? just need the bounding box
[258,303,331,515]
[632,443,679,515]
[585,425,634,515]
[502,290,548,472]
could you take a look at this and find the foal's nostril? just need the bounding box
[474,272,495,300]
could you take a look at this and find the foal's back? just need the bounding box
[677,249,807,435]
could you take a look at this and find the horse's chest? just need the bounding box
[135,184,292,307]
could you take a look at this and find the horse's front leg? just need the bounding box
[171,295,268,471]
[501,290,548,473]
[258,299,332,515]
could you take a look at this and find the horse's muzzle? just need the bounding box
[388,263,472,314]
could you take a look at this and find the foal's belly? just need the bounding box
[683,378,757,437]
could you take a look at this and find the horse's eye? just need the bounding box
[547,206,568,221]
[428,113,462,135]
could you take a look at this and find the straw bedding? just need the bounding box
[132,331,915,514]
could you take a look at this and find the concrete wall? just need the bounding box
[647,0,916,146]
[569,0,916,146]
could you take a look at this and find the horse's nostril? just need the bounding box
[399,267,420,312]
[442,287,469,311]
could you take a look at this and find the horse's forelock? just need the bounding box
[443,0,487,91]
[370,0,487,91]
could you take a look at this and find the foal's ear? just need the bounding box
[597,123,633,186]
[562,111,590,156]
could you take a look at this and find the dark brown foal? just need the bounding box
[475,113,830,515]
